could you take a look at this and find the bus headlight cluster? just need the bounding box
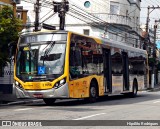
[54,78,66,89]
[15,81,23,89]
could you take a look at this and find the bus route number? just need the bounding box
[26,36,37,43]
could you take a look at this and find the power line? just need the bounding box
[69,7,141,41]
[23,0,140,29]
[21,0,141,41]
[149,0,159,5]
[70,3,141,37]
[40,9,53,21]
[41,12,56,23]
[70,0,140,27]
[67,12,139,43]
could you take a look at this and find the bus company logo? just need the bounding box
[2,121,11,126]
[83,81,87,85]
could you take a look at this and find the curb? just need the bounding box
[147,87,160,92]
[0,99,43,106]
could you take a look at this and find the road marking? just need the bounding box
[14,108,33,111]
[73,113,106,120]
[153,101,160,104]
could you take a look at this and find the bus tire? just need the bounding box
[43,98,56,105]
[130,80,138,98]
[88,80,98,103]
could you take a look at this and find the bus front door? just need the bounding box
[103,49,112,93]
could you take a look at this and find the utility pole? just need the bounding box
[53,0,69,30]
[153,20,159,45]
[146,6,160,32]
[146,6,150,32]
[34,0,41,31]
[145,6,160,89]
[152,19,160,88]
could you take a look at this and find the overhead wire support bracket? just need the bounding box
[53,0,69,30]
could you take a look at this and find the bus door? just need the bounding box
[122,52,129,91]
[103,48,112,93]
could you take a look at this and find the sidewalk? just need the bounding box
[0,93,43,106]
[147,84,160,92]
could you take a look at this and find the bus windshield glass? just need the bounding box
[16,33,67,82]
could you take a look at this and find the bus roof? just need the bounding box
[103,38,147,55]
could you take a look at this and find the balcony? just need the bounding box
[92,13,132,27]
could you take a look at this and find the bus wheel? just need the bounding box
[130,80,138,98]
[89,81,98,103]
[43,98,56,105]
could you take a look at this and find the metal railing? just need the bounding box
[92,13,132,26]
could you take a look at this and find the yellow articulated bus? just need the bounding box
[13,30,148,105]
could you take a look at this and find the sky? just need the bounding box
[140,0,160,28]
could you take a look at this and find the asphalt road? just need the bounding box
[0,91,160,129]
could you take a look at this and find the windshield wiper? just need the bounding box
[42,41,55,65]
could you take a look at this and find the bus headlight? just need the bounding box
[15,81,23,89]
[15,81,19,86]
[54,78,66,89]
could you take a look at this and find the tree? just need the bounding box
[0,6,22,73]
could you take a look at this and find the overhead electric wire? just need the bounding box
[149,0,159,5]
[40,10,53,20]
[67,12,138,43]
[41,12,56,23]
[70,0,142,33]
[70,6,105,24]
[141,0,160,26]
[23,0,141,35]
[70,3,141,38]
[21,0,141,41]
[69,8,141,42]
[22,0,53,9]
[71,0,139,26]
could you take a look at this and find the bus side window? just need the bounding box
[69,45,82,79]
[111,52,123,75]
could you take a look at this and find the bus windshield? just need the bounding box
[16,33,67,82]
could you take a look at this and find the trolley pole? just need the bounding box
[53,0,69,30]
[34,0,41,31]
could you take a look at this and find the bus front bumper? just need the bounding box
[13,83,69,99]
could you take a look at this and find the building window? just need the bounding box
[83,29,90,35]
[84,1,91,8]
[111,52,123,75]
[133,44,135,47]
[110,1,120,15]
[17,12,21,19]
[126,10,128,16]
[125,33,127,42]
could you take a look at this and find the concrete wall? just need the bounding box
[0,61,14,94]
